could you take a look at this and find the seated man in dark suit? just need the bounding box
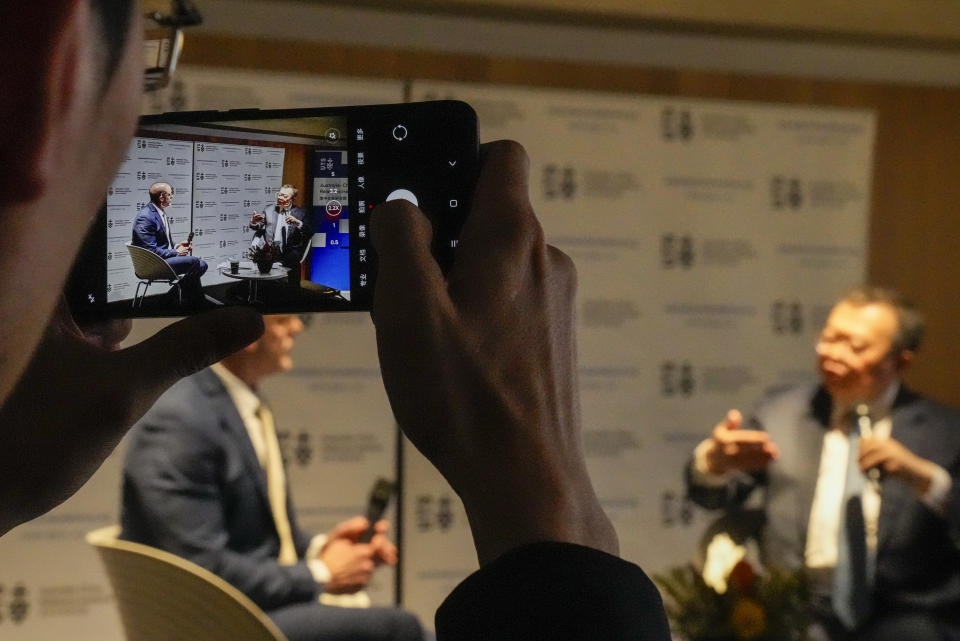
[251,184,313,272]
[121,314,427,641]
[132,181,208,305]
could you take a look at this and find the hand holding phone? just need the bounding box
[371,141,620,565]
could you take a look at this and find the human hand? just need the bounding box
[368,520,398,566]
[284,215,300,226]
[318,538,375,594]
[176,244,190,256]
[702,409,779,475]
[251,212,264,224]
[371,140,616,565]
[320,517,379,594]
[0,298,263,535]
[860,436,936,494]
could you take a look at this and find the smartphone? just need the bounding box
[67,101,479,318]
[358,478,396,544]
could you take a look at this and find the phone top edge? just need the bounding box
[139,100,477,126]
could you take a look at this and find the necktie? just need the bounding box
[256,403,298,566]
[832,427,872,629]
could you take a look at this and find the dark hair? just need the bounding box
[840,285,925,353]
[90,0,135,83]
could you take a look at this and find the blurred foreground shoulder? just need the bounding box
[436,542,670,641]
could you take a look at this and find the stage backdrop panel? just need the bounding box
[0,76,404,640]
[107,137,193,303]
[191,140,286,284]
[401,80,875,625]
[143,65,409,114]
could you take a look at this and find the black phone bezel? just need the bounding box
[67,100,478,319]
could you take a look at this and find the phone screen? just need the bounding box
[68,101,478,318]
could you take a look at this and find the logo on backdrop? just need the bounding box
[542,165,577,200]
[660,107,695,142]
[0,583,30,625]
[771,299,805,334]
[415,495,455,533]
[660,234,695,269]
[770,175,804,210]
[277,431,314,468]
[295,433,312,467]
[660,360,696,397]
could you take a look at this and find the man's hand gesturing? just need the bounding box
[702,409,780,475]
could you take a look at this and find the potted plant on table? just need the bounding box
[654,540,811,641]
[248,241,280,274]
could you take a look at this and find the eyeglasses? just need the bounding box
[143,0,203,92]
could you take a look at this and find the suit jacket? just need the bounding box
[121,368,318,611]
[252,205,312,269]
[253,205,306,241]
[132,202,178,259]
[687,384,960,611]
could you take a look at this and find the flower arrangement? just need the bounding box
[248,241,281,273]
[654,552,811,641]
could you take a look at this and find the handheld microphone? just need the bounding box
[358,478,396,544]
[856,403,883,490]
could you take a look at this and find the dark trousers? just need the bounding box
[267,602,429,641]
[810,595,960,641]
[165,256,208,305]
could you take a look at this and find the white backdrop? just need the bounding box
[190,140,285,281]
[0,69,874,638]
[401,80,875,623]
[107,137,194,303]
[108,136,285,302]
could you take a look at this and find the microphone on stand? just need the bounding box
[855,403,882,491]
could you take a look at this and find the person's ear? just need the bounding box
[0,0,85,205]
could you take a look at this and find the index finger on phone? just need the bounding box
[457,141,531,248]
[369,198,451,331]
[448,141,545,303]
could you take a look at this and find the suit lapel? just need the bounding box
[877,387,923,553]
[195,369,272,512]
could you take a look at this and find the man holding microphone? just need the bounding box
[688,287,960,641]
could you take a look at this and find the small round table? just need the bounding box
[218,262,289,303]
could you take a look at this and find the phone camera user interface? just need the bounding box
[70,101,477,318]
[102,117,355,313]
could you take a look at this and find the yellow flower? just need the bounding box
[730,597,766,640]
